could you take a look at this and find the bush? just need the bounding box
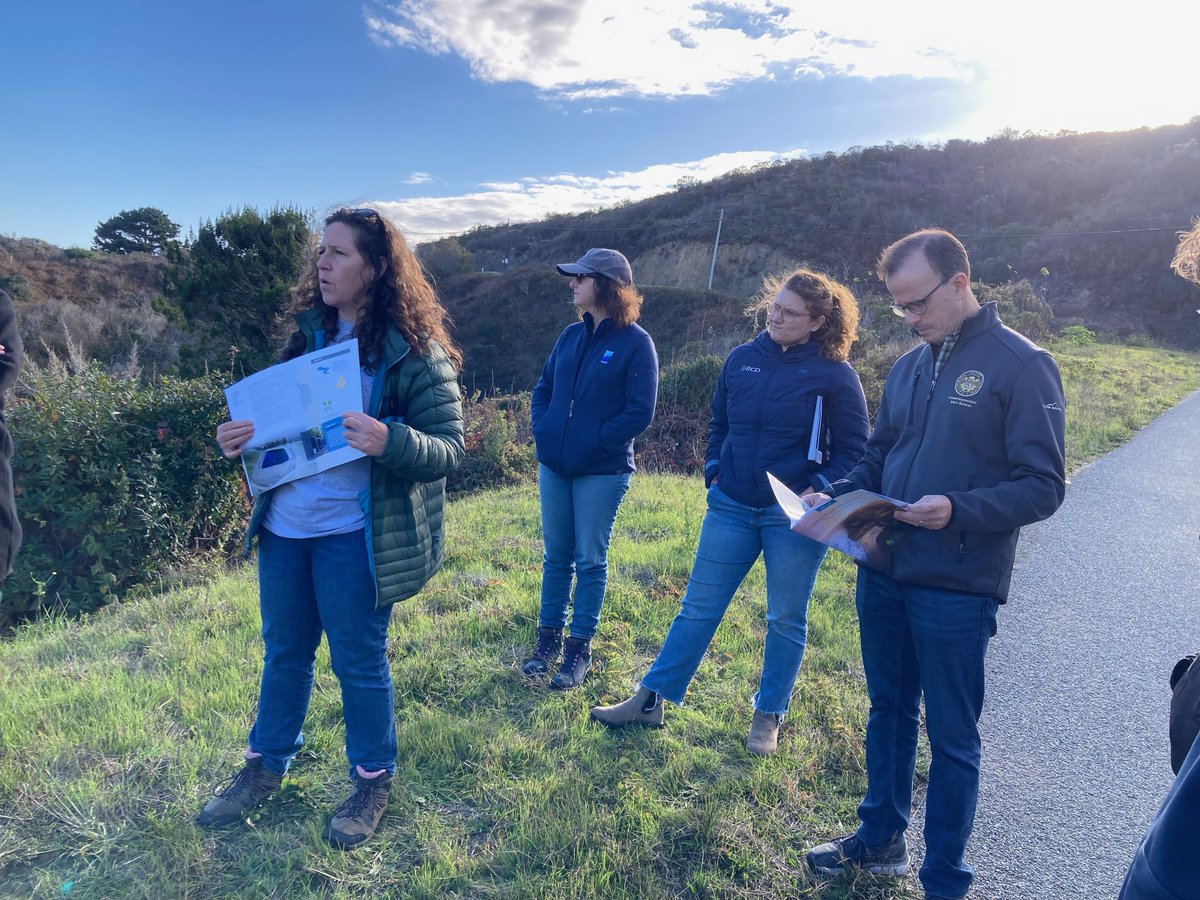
[977,279,1055,344]
[1057,325,1097,345]
[637,354,723,472]
[2,361,247,627]
[447,392,537,495]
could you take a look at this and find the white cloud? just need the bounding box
[366,148,794,243]
[365,1,973,99]
[404,171,433,184]
[366,1,1197,134]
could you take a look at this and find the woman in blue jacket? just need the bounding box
[522,248,658,690]
[591,268,869,755]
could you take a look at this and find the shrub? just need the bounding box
[447,391,537,495]
[2,361,247,627]
[638,355,723,472]
[976,280,1055,343]
[1058,325,1097,346]
[0,274,32,302]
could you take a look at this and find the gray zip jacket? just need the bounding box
[830,302,1066,600]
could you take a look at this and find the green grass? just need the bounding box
[1055,342,1200,467]
[0,341,1195,899]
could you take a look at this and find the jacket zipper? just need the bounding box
[557,318,602,471]
[899,352,935,499]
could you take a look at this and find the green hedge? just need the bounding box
[2,363,247,628]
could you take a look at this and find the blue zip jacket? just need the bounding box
[831,302,1066,600]
[531,312,658,477]
[706,331,869,508]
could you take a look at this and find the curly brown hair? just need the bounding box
[1172,218,1200,285]
[281,208,463,372]
[749,268,860,361]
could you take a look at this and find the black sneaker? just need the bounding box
[325,771,392,849]
[549,636,591,690]
[522,625,563,676]
[806,831,910,877]
[196,757,283,828]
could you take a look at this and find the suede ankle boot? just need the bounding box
[590,685,665,728]
[746,710,782,756]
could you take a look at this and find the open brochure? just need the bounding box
[224,340,366,496]
[767,472,917,570]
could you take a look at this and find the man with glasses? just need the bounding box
[805,229,1066,900]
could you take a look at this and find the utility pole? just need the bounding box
[707,208,724,290]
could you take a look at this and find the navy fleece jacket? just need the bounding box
[531,312,658,477]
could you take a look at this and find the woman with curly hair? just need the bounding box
[200,207,464,848]
[591,268,868,756]
[522,248,659,690]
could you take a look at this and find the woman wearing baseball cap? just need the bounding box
[522,249,659,690]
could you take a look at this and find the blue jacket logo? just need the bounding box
[600,350,614,365]
[740,365,761,373]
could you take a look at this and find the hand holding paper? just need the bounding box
[767,472,916,570]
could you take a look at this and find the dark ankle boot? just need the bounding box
[522,625,563,676]
[550,636,592,690]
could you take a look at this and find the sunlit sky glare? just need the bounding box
[2,0,1195,249]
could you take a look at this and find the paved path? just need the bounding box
[924,388,1200,898]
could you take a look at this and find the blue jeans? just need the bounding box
[537,464,631,640]
[854,566,999,899]
[641,484,827,714]
[248,528,397,778]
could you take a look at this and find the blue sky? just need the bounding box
[3,1,1194,249]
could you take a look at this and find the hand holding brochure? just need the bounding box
[767,472,917,570]
[224,340,366,496]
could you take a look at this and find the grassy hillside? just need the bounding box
[0,342,1196,899]
[0,476,881,900]
[446,120,1200,349]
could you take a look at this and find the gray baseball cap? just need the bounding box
[555,248,633,285]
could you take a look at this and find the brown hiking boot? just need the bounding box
[550,636,591,690]
[522,625,563,676]
[325,771,392,849]
[746,710,782,756]
[196,757,283,827]
[590,685,665,728]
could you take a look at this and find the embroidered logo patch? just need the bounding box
[955,370,984,397]
[600,350,614,365]
[740,365,761,373]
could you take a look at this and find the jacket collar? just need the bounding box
[923,301,1000,359]
[753,329,820,361]
[582,310,616,336]
[294,307,411,367]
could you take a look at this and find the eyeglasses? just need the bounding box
[890,275,951,317]
[570,273,596,284]
[769,302,811,322]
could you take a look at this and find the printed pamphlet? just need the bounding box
[224,340,365,496]
[767,472,917,570]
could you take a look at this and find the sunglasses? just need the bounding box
[349,207,381,218]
